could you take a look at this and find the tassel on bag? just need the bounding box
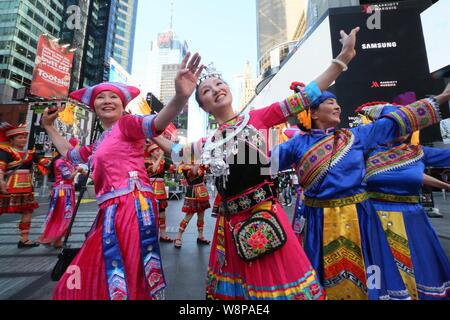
[59,188,65,197]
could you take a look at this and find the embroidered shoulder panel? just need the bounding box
[296,129,354,191]
[365,145,424,182]
[0,146,34,169]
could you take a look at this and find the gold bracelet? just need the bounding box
[331,59,348,72]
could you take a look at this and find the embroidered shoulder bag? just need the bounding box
[230,209,287,262]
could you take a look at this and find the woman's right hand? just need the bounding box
[41,106,64,128]
[337,27,360,64]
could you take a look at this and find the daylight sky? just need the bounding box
[132,0,258,88]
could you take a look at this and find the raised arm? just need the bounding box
[313,27,359,92]
[41,107,72,157]
[423,174,450,191]
[153,52,204,132]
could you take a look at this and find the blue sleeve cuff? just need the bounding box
[305,81,322,104]
[142,114,158,139]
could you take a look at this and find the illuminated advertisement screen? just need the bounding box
[421,0,450,72]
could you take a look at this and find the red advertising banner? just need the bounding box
[30,35,74,99]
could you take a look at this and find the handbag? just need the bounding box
[231,210,287,262]
[51,168,90,282]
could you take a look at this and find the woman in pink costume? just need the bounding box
[39,138,84,248]
[42,53,204,300]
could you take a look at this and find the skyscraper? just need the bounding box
[143,2,189,132]
[306,0,359,30]
[256,0,307,61]
[79,0,138,87]
[60,0,91,92]
[256,0,308,91]
[234,60,256,112]
[0,0,65,103]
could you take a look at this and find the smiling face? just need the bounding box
[10,134,28,149]
[311,98,342,129]
[93,90,124,124]
[196,77,233,115]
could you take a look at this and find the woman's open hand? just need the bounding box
[338,27,360,64]
[175,52,205,100]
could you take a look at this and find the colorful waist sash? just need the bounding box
[304,193,369,208]
[221,182,274,216]
[368,192,419,204]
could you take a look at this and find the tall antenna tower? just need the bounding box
[169,0,174,31]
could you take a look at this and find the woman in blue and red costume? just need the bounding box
[174,163,211,248]
[41,52,205,300]
[38,138,85,249]
[0,124,40,248]
[272,73,450,298]
[356,92,450,300]
[152,27,363,301]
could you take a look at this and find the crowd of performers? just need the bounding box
[0,26,448,300]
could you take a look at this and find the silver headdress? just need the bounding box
[197,62,223,86]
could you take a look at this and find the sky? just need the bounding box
[131,0,258,89]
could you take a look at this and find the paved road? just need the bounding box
[0,192,448,300]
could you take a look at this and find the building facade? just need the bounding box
[78,0,137,88]
[256,0,308,91]
[144,29,189,131]
[0,0,64,103]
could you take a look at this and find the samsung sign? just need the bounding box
[362,42,397,50]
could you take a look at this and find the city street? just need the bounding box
[0,191,449,300]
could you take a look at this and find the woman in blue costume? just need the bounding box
[357,95,450,300]
[271,74,450,299]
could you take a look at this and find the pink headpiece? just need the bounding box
[69,82,140,109]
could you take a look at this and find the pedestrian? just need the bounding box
[272,74,450,299]
[174,164,211,248]
[150,27,364,301]
[281,173,293,206]
[42,52,204,300]
[357,96,450,300]
[292,171,299,193]
[0,124,40,248]
[38,138,85,249]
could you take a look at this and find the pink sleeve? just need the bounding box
[249,101,291,129]
[118,114,161,140]
[248,82,321,129]
[66,145,93,165]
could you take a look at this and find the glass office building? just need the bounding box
[0,0,64,102]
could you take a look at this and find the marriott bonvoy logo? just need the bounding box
[362,2,399,13]
[362,42,397,50]
[371,81,398,88]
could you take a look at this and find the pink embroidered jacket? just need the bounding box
[67,114,159,204]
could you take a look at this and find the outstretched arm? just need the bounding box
[153,52,204,132]
[423,174,450,191]
[151,136,173,155]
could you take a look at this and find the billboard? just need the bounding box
[30,35,74,99]
[421,0,450,73]
[251,1,447,144]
